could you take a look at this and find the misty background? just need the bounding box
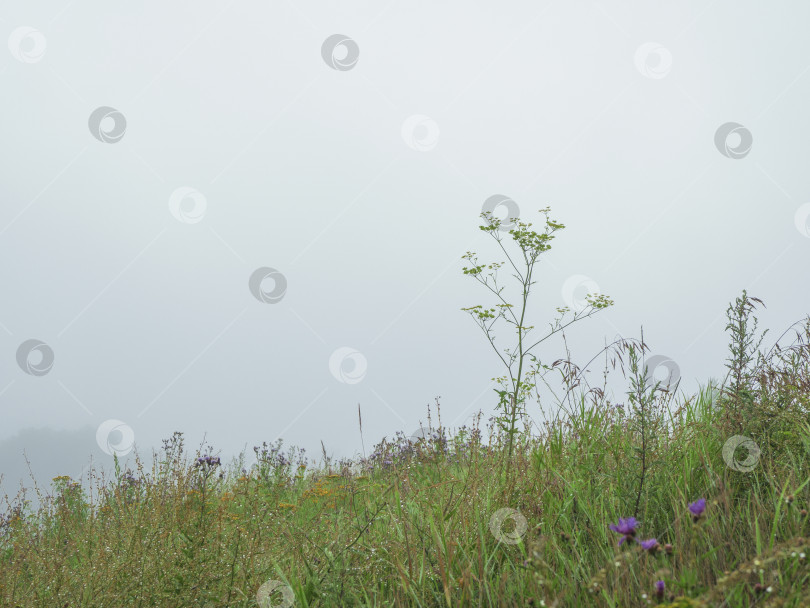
[2,1,809,510]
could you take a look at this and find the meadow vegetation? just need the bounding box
[1,209,809,607]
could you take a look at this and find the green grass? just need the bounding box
[2,308,809,607]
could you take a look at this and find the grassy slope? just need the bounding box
[2,320,810,607]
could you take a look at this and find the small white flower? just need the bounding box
[800,552,806,560]
[641,593,648,599]
[766,586,773,593]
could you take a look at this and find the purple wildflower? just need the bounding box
[195,454,221,468]
[608,517,638,545]
[688,498,707,521]
[654,580,665,598]
[638,538,659,554]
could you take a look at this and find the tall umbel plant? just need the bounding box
[461,207,614,460]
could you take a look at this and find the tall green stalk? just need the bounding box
[461,206,614,460]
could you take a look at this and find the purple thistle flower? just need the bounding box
[195,454,221,468]
[638,538,659,553]
[608,517,638,545]
[654,579,665,598]
[688,498,707,521]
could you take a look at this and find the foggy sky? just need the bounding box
[2,0,809,510]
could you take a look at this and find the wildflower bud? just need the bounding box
[787,495,794,504]
[664,543,673,555]
[753,583,765,594]
[801,509,808,518]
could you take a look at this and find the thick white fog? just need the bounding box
[1,1,809,509]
